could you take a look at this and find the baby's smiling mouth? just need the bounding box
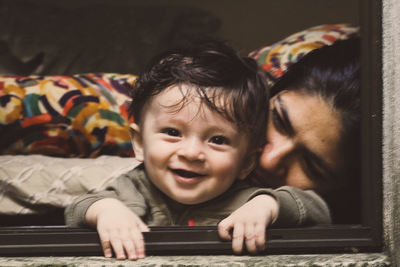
[172,169,206,178]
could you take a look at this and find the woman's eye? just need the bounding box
[162,128,180,137]
[272,107,287,134]
[303,155,329,184]
[210,136,229,145]
[303,157,321,183]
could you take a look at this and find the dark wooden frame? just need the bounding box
[0,225,381,256]
[0,0,383,257]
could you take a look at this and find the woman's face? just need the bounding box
[256,90,343,192]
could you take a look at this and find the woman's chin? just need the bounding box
[248,168,283,188]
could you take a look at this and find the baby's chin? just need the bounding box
[173,196,208,205]
[167,192,215,205]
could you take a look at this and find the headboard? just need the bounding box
[0,0,358,76]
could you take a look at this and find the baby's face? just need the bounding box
[132,84,252,205]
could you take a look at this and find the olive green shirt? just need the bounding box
[65,164,331,227]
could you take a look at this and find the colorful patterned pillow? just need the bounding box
[0,73,136,158]
[249,24,359,86]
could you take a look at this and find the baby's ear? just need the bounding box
[130,123,144,162]
[237,150,259,180]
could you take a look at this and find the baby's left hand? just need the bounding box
[218,194,278,254]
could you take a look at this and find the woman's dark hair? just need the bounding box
[271,37,361,223]
[129,40,270,151]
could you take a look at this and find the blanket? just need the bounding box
[0,155,139,214]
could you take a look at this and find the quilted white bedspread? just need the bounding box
[0,155,139,215]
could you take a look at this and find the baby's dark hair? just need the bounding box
[129,40,270,151]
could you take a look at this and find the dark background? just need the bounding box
[0,0,359,75]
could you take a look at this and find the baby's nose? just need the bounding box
[178,138,206,161]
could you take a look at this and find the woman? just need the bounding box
[251,37,361,223]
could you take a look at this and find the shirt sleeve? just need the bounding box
[64,170,147,227]
[247,185,331,227]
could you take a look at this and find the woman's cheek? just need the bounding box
[285,166,317,190]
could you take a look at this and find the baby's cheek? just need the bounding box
[145,143,169,161]
[213,154,243,179]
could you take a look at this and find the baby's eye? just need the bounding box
[162,128,180,137]
[209,135,229,145]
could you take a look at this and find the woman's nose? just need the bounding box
[178,137,205,161]
[259,139,295,174]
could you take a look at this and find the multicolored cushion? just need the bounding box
[249,24,359,85]
[0,73,136,157]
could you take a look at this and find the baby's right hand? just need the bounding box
[85,198,150,260]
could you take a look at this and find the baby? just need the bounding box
[65,40,330,260]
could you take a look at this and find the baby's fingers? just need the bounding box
[109,232,128,260]
[98,228,130,260]
[121,239,136,260]
[231,223,245,254]
[130,228,146,259]
[218,218,233,240]
[244,224,257,254]
[254,222,266,252]
[137,219,150,233]
[98,231,113,258]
